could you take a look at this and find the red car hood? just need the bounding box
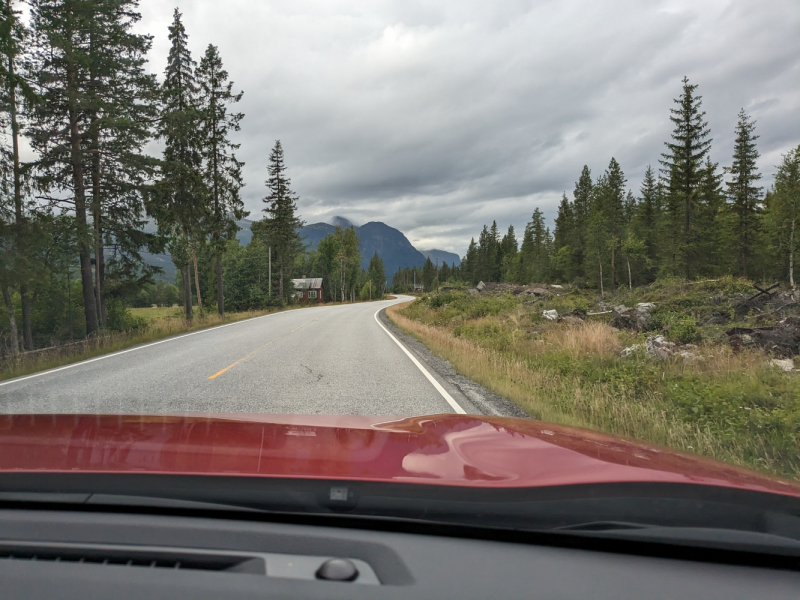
[1,413,798,497]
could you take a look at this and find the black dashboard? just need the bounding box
[0,506,797,599]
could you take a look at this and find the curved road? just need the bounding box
[0,296,480,416]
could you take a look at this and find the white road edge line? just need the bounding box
[373,306,467,414]
[0,311,285,388]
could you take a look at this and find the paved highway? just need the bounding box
[0,296,480,416]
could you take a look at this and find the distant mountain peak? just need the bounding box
[330,216,354,228]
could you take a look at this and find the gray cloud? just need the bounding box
[137,0,800,255]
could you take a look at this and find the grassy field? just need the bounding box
[387,279,800,481]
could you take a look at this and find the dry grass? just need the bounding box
[387,301,800,481]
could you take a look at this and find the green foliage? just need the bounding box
[105,299,147,332]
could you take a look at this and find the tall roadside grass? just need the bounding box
[387,300,800,481]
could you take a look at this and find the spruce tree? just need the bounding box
[84,0,159,328]
[196,43,245,316]
[550,193,570,282]
[366,251,385,296]
[632,164,661,278]
[659,77,712,279]
[572,165,593,276]
[153,8,205,319]
[257,140,304,305]
[696,157,729,276]
[498,225,518,281]
[725,109,762,277]
[519,208,550,283]
[767,146,800,285]
[462,238,478,284]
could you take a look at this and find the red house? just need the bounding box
[292,277,324,304]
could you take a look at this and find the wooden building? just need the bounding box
[292,277,324,304]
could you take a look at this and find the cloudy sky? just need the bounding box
[135,0,799,256]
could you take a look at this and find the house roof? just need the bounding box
[292,278,323,289]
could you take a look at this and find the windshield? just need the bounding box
[1,0,799,546]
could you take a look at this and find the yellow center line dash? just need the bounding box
[207,341,275,380]
[290,318,318,333]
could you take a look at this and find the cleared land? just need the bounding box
[387,277,800,481]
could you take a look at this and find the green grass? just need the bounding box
[389,283,800,482]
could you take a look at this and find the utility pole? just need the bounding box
[268,246,272,298]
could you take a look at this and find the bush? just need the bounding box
[651,310,698,344]
[105,299,147,332]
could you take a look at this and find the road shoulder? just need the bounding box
[378,308,529,418]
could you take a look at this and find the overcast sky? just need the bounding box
[135,0,800,256]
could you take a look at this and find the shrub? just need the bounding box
[105,299,147,332]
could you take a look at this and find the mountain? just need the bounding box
[298,220,427,277]
[142,216,456,283]
[418,249,461,267]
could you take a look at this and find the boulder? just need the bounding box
[646,335,676,359]
[542,309,559,321]
[620,344,644,357]
[610,304,653,331]
[770,358,795,372]
[476,281,485,291]
[560,316,584,326]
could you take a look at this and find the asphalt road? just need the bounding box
[0,296,481,416]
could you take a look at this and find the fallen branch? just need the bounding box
[587,310,612,316]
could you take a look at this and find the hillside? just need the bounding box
[419,249,461,267]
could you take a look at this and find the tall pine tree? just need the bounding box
[153,8,206,319]
[256,140,303,305]
[196,43,245,316]
[725,109,762,277]
[659,77,712,279]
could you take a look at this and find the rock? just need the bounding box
[770,358,795,372]
[466,288,479,295]
[542,309,559,321]
[620,344,644,357]
[610,304,653,331]
[476,281,485,291]
[560,316,584,326]
[550,284,564,289]
[646,335,676,359]
[636,302,656,311]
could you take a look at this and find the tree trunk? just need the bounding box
[598,256,604,298]
[216,255,224,316]
[1,284,19,356]
[610,244,615,288]
[70,107,99,337]
[90,123,106,328]
[790,217,796,288]
[279,264,285,306]
[182,265,193,320]
[8,50,32,350]
[192,249,203,317]
[627,257,632,290]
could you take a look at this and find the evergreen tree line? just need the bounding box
[459,78,800,292]
[0,1,317,353]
